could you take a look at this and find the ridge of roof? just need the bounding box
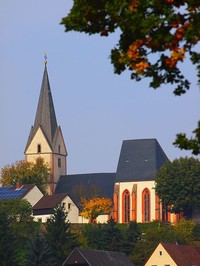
[33,193,67,210]
[161,242,200,265]
[63,248,134,266]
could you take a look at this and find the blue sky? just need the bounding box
[0,1,200,175]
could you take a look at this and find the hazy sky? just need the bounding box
[0,1,200,175]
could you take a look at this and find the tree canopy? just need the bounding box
[62,1,200,154]
[155,157,200,217]
[1,157,50,194]
[80,197,112,223]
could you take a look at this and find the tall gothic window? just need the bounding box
[142,188,150,222]
[122,189,130,223]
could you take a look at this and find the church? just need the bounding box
[25,62,171,223]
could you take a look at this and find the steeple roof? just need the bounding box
[25,65,58,151]
[116,139,169,182]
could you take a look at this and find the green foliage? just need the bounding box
[156,157,200,216]
[82,223,104,249]
[62,1,200,95]
[0,210,19,266]
[174,121,200,155]
[45,206,78,266]
[97,217,122,252]
[1,157,50,194]
[24,233,56,266]
[119,222,141,255]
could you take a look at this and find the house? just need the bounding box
[145,242,200,266]
[33,193,79,223]
[62,248,134,266]
[24,60,171,223]
[0,184,43,206]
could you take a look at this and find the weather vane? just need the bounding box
[44,51,47,65]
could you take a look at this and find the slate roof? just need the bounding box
[116,139,169,182]
[161,242,200,266]
[0,184,35,200]
[55,173,116,208]
[62,248,134,266]
[25,65,58,152]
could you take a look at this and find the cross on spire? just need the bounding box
[44,51,47,65]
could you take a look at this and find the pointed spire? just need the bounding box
[33,64,58,146]
[25,62,58,151]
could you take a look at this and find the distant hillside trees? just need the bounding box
[156,157,200,218]
[1,157,50,194]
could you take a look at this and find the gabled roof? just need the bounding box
[161,242,200,266]
[55,173,116,208]
[62,248,134,266]
[33,193,67,210]
[25,65,58,152]
[0,184,35,200]
[116,139,169,182]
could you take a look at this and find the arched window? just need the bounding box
[122,189,130,223]
[142,188,150,222]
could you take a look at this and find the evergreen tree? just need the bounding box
[100,217,122,252]
[82,223,104,249]
[45,206,78,266]
[121,221,141,255]
[24,233,56,266]
[0,210,19,266]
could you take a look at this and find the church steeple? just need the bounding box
[32,64,58,147]
[25,60,67,194]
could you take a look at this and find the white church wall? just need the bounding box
[117,180,156,223]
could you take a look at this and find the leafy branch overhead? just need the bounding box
[62,1,200,95]
[62,1,200,154]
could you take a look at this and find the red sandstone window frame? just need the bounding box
[142,188,150,222]
[122,189,130,223]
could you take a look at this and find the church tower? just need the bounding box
[24,60,67,194]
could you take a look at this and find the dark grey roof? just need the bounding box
[55,173,116,208]
[116,139,169,182]
[62,248,134,266]
[25,65,58,151]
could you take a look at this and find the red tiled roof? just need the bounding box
[33,193,67,210]
[161,242,200,266]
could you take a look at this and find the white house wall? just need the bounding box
[23,186,43,207]
[33,195,79,223]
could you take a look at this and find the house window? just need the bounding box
[37,144,41,153]
[159,251,162,256]
[68,203,71,210]
[142,188,150,222]
[58,158,61,167]
[58,145,61,153]
[62,202,66,209]
[37,218,42,223]
[122,189,130,223]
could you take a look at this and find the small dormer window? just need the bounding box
[37,144,41,153]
